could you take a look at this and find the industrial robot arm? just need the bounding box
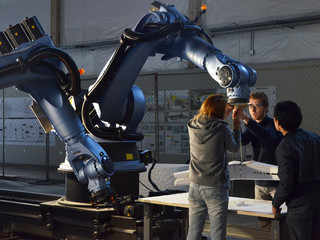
[83,1,257,141]
[0,17,114,203]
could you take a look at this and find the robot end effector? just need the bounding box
[184,36,257,105]
[205,52,257,106]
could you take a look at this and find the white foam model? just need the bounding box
[174,160,279,186]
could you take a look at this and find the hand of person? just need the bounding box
[272,205,281,214]
[232,107,240,121]
[223,104,234,120]
[232,108,241,130]
[235,107,250,124]
[225,104,234,116]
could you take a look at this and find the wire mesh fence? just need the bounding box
[136,61,320,163]
[0,90,64,182]
[0,60,319,193]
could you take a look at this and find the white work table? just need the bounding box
[139,192,289,240]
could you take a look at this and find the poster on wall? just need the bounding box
[164,124,189,155]
[0,119,56,146]
[145,91,165,111]
[0,97,35,118]
[142,111,165,123]
[190,89,225,110]
[0,97,56,146]
[140,124,164,154]
[164,111,190,123]
[165,90,189,111]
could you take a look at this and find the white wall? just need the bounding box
[0,0,51,33]
[1,0,320,75]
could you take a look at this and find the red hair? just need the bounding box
[195,94,227,120]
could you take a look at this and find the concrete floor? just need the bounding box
[0,178,65,196]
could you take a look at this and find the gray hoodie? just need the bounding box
[187,115,240,188]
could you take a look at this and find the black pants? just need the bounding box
[286,206,320,240]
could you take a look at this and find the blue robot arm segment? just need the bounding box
[84,1,257,141]
[0,17,114,203]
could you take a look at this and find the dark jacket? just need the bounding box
[241,115,282,187]
[272,128,320,214]
[188,115,240,188]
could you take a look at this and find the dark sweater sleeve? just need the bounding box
[240,127,252,145]
[224,126,240,153]
[246,118,280,143]
[272,143,296,208]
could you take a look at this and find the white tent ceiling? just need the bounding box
[1,0,320,77]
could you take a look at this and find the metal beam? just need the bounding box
[50,0,61,46]
[188,0,202,26]
[210,14,320,36]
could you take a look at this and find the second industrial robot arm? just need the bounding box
[83,1,257,142]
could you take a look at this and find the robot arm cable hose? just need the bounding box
[0,62,22,77]
[183,25,213,45]
[32,60,72,92]
[27,47,81,96]
[0,47,81,96]
[148,157,161,192]
[87,23,207,100]
[137,21,212,45]
[123,21,184,42]
[81,96,123,140]
[86,42,128,99]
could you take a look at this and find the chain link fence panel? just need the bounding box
[0,60,319,193]
[135,60,320,197]
[0,89,64,182]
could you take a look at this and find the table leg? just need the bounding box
[271,219,280,240]
[144,203,153,240]
[181,208,188,240]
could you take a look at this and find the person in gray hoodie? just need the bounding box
[186,94,241,240]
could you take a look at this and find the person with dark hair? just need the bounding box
[235,92,282,207]
[187,94,241,240]
[272,100,320,240]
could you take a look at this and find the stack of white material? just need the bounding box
[228,160,279,181]
[139,163,189,197]
[174,160,279,186]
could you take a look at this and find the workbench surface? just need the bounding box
[139,192,287,219]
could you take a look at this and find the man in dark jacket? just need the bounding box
[272,100,320,240]
[236,92,282,201]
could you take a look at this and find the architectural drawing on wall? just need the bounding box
[0,119,56,146]
[0,97,56,146]
[142,111,165,123]
[0,97,35,118]
[140,124,164,154]
[145,91,165,111]
[165,90,189,110]
[165,124,189,155]
[190,89,225,110]
[165,111,190,123]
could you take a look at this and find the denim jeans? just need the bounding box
[187,182,229,240]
